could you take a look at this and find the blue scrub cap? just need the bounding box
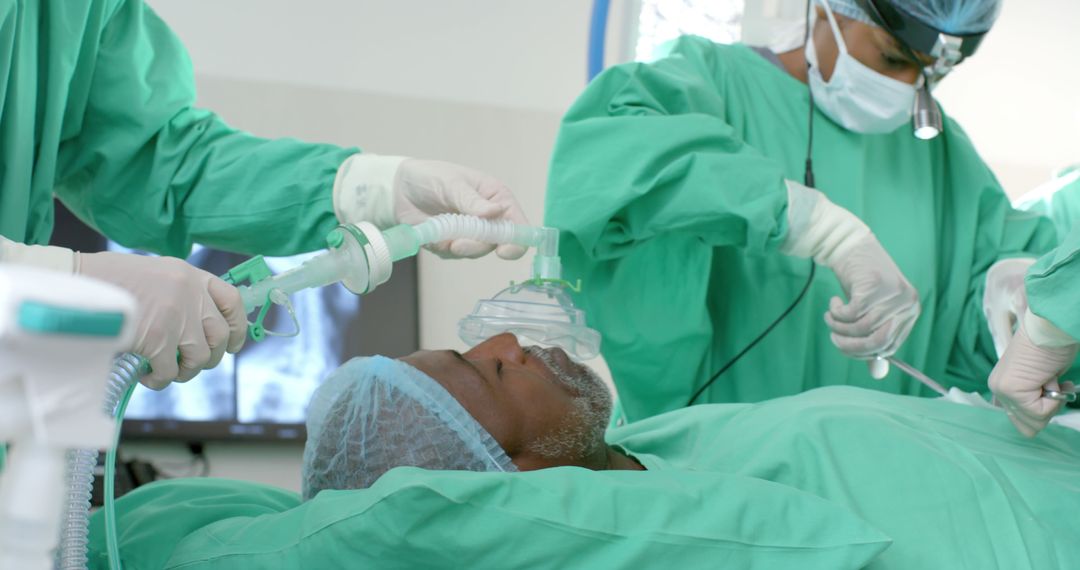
[302,356,517,500]
[828,0,1002,35]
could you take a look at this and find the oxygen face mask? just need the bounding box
[458,228,601,361]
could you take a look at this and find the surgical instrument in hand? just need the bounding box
[885,356,948,396]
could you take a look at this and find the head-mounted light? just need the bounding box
[854,0,989,139]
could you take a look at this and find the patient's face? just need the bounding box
[402,333,612,471]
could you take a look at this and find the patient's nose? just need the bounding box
[466,333,526,364]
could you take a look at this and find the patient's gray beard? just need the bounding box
[523,347,612,462]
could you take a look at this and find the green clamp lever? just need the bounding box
[221,256,274,342]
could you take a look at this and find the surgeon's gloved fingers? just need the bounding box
[202,310,230,371]
[827,295,868,324]
[422,240,453,259]
[830,324,894,358]
[1005,410,1041,438]
[495,243,528,260]
[453,191,506,220]
[997,383,1064,438]
[986,309,1019,357]
[144,347,180,391]
[1006,401,1058,438]
[176,337,212,383]
[208,278,247,354]
[456,180,530,260]
[877,313,918,358]
[472,177,530,222]
[825,305,888,337]
[447,238,497,259]
[830,333,878,358]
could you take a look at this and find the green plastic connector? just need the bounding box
[221,256,274,342]
[221,256,272,287]
[325,228,346,249]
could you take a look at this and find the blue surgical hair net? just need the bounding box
[302,356,517,500]
[828,0,1002,35]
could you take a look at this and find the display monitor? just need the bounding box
[49,201,419,441]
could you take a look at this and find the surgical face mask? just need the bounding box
[805,0,916,134]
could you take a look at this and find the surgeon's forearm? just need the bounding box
[546,52,793,261]
[546,121,790,259]
[62,107,358,259]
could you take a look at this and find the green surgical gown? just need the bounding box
[545,37,1055,421]
[1027,226,1080,341]
[1014,165,1080,242]
[1,0,355,258]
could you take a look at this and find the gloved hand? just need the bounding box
[988,308,1078,437]
[982,258,1036,358]
[333,154,530,260]
[77,252,247,390]
[781,180,921,361]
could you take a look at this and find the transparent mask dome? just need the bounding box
[458,281,601,361]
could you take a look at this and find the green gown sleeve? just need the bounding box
[544,37,800,416]
[53,0,357,258]
[944,130,1057,386]
[545,36,792,261]
[1026,226,1080,341]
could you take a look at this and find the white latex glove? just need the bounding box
[781,180,921,361]
[333,154,529,260]
[0,235,77,272]
[988,308,1078,437]
[982,258,1036,358]
[77,252,247,390]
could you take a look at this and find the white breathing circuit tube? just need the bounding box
[238,214,560,315]
[57,354,142,570]
[59,215,558,570]
[409,214,556,258]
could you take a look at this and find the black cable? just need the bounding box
[686,0,819,407]
[687,262,816,406]
[188,441,210,477]
[803,0,817,188]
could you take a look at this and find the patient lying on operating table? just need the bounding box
[302,332,641,498]
[302,332,1080,569]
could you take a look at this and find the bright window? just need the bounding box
[634,0,745,61]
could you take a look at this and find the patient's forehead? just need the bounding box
[399,349,515,443]
[401,350,484,394]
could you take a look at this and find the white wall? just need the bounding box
[933,0,1080,198]
[133,0,1078,492]
[149,0,589,114]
